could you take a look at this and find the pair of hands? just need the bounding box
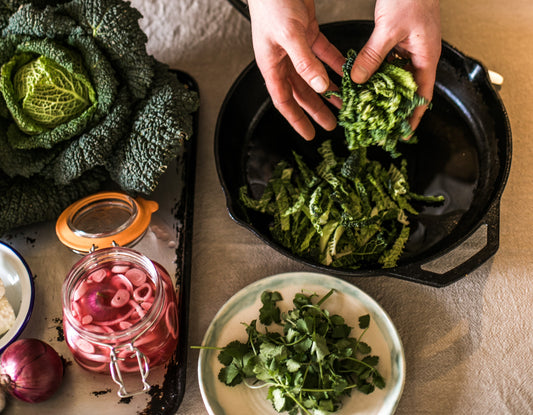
[247,0,441,140]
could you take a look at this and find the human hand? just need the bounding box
[350,0,441,134]
[247,0,345,140]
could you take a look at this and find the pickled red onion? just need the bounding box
[133,283,152,303]
[140,301,153,311]
[72,301,82,319]
[75,337,95,354]
[111,265,130,274]
[111,289,130,308]
[125,268,147,286]
[88,269,107,283]
[71,264,158,335]
[83,324,113,334]
[73,282,89,301]
[129,300,146,319]
[93,307,135,327]
[81,315,93,325]
[110,274,134,293]
[118,321,132,330]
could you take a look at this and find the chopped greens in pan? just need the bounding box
[240,48,442,269]
[240,140,443,269]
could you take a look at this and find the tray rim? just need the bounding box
[141,68,200,414]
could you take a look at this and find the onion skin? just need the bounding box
[0,338,64,403]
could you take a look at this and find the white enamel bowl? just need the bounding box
[0,241,35,352]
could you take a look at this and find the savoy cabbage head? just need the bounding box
[0,0,199,234]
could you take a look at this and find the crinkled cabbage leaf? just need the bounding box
[326,49,427,158]
[0,0,199,234]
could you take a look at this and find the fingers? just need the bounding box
[405,37,441,133]
[408,62,437,132]
[253,27,340,138]
[290,71,337,131]
[260,58,338,141]
[282,26,331,94]
[283,25,344,92]
[350,26,398,84]
[278,31,342,137]
[351,24,441,135]
[311,32,345,77]
[262,65,316,140]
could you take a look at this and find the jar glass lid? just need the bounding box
[56,192,158,254]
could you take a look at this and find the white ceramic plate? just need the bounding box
[0,241,35,352]
[198,272,405,415]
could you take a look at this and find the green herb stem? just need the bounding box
[316,288,335,306]
[190,345,224,351]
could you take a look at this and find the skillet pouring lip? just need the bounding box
[214,20,512,287]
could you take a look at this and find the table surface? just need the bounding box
[5,0,533,414]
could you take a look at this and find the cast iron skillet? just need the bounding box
[215,19,512,287]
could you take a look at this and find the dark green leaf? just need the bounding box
[359,314,370,329]
[373,373,386,389]
[358,383,375,395]
[363,355,380,367]
[357,341,372,354]
[259,291,282,325]
[218,364,243,386]
[217,340,249,366]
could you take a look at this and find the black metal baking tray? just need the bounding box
[0,69,198,414]
[141,69,198,414]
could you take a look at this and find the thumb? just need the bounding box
[351,27,398,84]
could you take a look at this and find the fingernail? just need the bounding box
[310,76,328,93]
[351,64,369,83]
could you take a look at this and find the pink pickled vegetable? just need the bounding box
[65,257,180,374]
[125,268,147,286]
[71,263,156,332]
[133,283,152,302]
[81,315,93,325]
[80,284,118,321]
[111,289,130,308]
[88,269,107,283]
[111,265,130,274]
[110,274,134,292]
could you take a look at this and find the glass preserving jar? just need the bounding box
[57,192,179,397]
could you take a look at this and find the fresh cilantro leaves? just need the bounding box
[260,290,283,324]
[214,289,385,415]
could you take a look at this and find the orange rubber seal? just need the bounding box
[56,192,159,254]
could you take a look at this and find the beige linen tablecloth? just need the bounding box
[130,1,532,413]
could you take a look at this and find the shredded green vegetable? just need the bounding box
[325,49,427,158]
[240,140,443,269]
[241,48,442,269]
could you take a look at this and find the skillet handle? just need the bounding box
[386,201,501,287]
[226,0,250,20]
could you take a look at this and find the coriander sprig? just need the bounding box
[196,289,386,415]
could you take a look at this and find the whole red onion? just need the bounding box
[0,338,64,403]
